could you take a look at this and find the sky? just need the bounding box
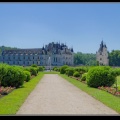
[0,2,120,53]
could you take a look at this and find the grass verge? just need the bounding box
[0,72,44,115]
[116,76,120,90]
[59,73,120,114]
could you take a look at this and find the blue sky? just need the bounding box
[0,2,120,53]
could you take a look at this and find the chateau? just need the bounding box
[96,41,109,65]
[0,42,74,67]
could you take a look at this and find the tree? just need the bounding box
[74,52,96,66]
[109,50,120,66]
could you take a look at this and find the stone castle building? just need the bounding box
[0,42,74,67]
[96,40,109,65]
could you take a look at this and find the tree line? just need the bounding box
[74,50,120,66]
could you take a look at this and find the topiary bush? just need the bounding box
[53,67,60,71]
[53,66,57,71]
[34,67,39,73]
[24,67,31,72]
[65,67,74,76]
[0,64,8,85]
[38,66,44,71]
[81,73,87,81]
[73,71,80,77]
[109,68,120,77]
[60,65,69,74]
[1,66,26,88]
[31,64,37,67]
[86,66,115,88]
[24,71,31,82]
[30,67,37,76]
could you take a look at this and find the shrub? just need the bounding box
[34,67,39,73]
[53,66,57,71]
[31,64,37,67]
[53,67,60,72]
[0,64,8,84]
[24,71,31,82]
[1,66,26,88]
[60,65,69,74]
[81,73,87,81]
[86,66,115,88]
[65,67,74,76]
[73,71,80,77]
[74,67,88,73]
[30,67,37,76]
[109,68,120,77]
[24,67,31,72]
[38,66,44,71]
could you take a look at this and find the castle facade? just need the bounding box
[0,42,74,66]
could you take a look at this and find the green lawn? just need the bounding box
[0,72,44,115]
[59,73,120,114]
[116,76,120,90]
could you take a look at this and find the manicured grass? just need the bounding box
[59,73,120,114]
[117,76,120,90]
[0,72,44,115]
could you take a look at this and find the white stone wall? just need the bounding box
[1,43,74,66]
[96,47,109,65]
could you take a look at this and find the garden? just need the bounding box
[0,63,45,98]
[53,65,120,97]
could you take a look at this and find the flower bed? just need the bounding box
[70,76,80,81]
[69,75,120,97]
[98,86,120,97]
[0,86,15,96]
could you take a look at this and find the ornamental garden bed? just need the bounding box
[69,76,120,97]
[98,86,120,97]
[0,86,15,97]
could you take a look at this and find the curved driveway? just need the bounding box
[16,74,118,115]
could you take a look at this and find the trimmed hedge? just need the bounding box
[81,73,87,81]
[29,67,37,76]
[60,65,69,74]
[86,66,115,88]
[23,71,31,82]
[38,66,44,71]
[1,66,26,88]
[73,71,80,77]
[65,67,74,76]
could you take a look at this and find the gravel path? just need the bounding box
[16,74,118,115]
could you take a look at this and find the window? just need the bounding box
[100,58,102,60]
